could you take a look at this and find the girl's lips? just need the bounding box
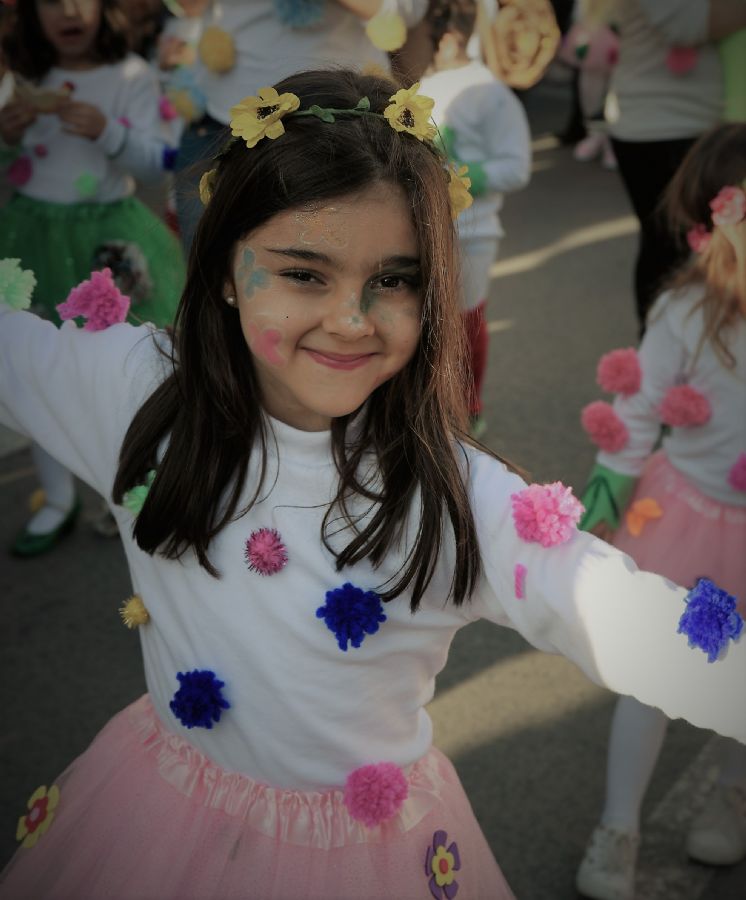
[305,349,375,370]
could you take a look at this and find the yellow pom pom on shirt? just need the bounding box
[198,26,236,74]
[365,13,407,52]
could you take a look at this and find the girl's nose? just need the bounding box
[61,0,80,16]
[322,290,375,338]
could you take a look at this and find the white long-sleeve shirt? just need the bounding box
[421,61,531,241]
[10,54,172,204]
[598,285,746,506]
[1,304,744,791]
[196,0,428,125]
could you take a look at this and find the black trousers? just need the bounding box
[611,136,697,331]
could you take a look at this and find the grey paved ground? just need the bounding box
[1,81,743,899]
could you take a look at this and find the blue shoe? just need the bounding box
[11,498,81,557]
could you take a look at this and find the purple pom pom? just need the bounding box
[677,578,743,663]
[162,146,178,171]
[169,669,230,728]
[316,582,386,651]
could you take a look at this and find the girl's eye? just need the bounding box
[371,273,420,292]
[282,270,322,285]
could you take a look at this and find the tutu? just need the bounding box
[0,194,185,329]
[612,450,746,611]
[0,695,514,900]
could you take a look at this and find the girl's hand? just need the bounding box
[590,521,615,544]
[0,99,37,145]
[57,100,107,141]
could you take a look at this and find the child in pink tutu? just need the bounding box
[1,71,745,900]
[576,123,746,900]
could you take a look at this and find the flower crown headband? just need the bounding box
[198,83,473,218]
[686,181,746,254]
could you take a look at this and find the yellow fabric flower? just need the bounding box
[383,82,436,141]
[120,594,150,629]
[199,168,217,206]
[16,785,59,849]
[431,844,457,887]
[198,26,236,74]
[448,164,473,218]
[625,497,663,537]
[365,13,407,52]
[230,87,301,149]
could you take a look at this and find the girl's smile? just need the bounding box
[228,183,423,431]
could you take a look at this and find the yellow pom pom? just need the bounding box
[29,488,46,513]
[119,594,150,629]
[198,26,236,74]
[366,13,407,52]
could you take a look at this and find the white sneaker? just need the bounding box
[686,785,746,865]
[573,133,605,162]
[576,824,639,900]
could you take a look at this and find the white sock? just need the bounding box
[600,695,669,833]
[26,443,76,535]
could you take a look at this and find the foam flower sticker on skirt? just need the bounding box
[230,87,300,149]
[56,268,130,331]
[16,785,60,848]
[0,257,36,310]
[425,830,461,899]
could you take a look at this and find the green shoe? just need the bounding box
[11,498,82,558]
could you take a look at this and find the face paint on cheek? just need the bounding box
[246,320,286,366]
[236,247,270,300]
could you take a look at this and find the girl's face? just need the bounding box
[227,183,423,431]
[36,0,102,67]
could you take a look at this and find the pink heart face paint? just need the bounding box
[229,183,422,431]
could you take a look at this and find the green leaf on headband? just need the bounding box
[307,105,335,123]
[355,97,371,111]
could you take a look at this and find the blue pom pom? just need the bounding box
[316,582,386,651]
[169,669,230,728]
[677,578,743,663]
[162,146,179,172]
[273,0,325,28]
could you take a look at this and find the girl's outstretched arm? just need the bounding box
[462,449,746,744]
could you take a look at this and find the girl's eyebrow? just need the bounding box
[265,247,420,271]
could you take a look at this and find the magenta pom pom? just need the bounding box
[56,268,130,331]
[581,400,629,452]
[686,224,711,253]
[7,155,32,187]
[511,482,583,548]
[514,563,527,599]
[665,46,698,75]
[244,527,288,576]
[117,116,132,128]
[159,95,178,121]
[710,185,746,227]
[344,762,408,827]
[728,453,746,493]
[659,384,711,427]
[596,348,641,396]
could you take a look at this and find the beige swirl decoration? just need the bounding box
[479,0,560,90]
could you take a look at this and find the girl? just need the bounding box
[0,0,185,555]
[576,123,746,900]
[0,70,745,900]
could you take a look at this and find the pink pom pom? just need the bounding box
[244,527,288,576]
[510,482,583,548]
[344,762,408,827]
[596,348,641,396]
[686,224,711,254]
[117,116,132,129]
[659,384,711,427]
[728,453,746,493]
[7,155,32,187]
[159,95,178,121]
[56,268,130,332]
[581,401,629,452]
[665,46,698,75]
[710,186,746,227]
[514,563,527,599]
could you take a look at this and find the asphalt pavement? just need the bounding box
[1,78,744,899]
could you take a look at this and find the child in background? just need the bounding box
[1,69,745,900]
[421,0,531,438]
[0,0,185,556]
[576,123,746,900]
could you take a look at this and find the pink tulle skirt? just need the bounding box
[612,451,746,613]
[0,695,514,900]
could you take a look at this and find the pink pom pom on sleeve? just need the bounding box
[596,348,641,396]
[343,762,408,827]
[728,453,746,493]
[710,185,746,227]
[56,268,130,332]
[581,400,629,452]
[658,385,711,427]
[686,224,711,254]
[510,482,583,548]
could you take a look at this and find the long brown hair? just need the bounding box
[663,123,746,367]
[2,0,129,80]
[113,68,495,611]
